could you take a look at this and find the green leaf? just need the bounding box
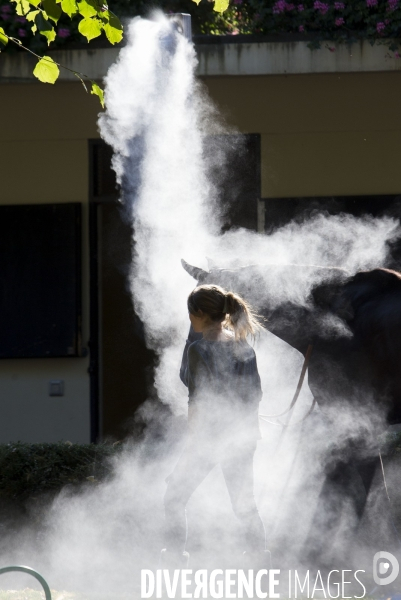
[39,25,57,44]
[0,27,8,46]
[28,0,42,6]
[90,81,104,107]
[42,0,62,22]
[36,12,56,44]
[26,9,39,20]
[213,0,229,12]
[14,0,31,15]
[102,11,122,44]
[61,0,77,17]
[33,55,59,83]
[26,9,39,32]
[77,0,98,18]
[78,16,102,41]
[191,0,201,3]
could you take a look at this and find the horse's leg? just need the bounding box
[353,456,379,518]
[302,457,368,569]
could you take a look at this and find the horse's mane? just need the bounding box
[344,267,401,311]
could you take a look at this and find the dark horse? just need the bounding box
[181,259,401,564]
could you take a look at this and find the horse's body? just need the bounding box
[182,260,401,562]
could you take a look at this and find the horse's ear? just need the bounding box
[181,259,209,282]
[206,256,218,270]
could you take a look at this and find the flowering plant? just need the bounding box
[0,1,76,52]
[243,0,401,50]
[1,0,400,52]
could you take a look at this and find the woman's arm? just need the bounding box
[237,349,263,404]
[179,326,203,386]
[186,343,207,431]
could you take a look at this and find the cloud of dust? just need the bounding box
[0,12,399,599]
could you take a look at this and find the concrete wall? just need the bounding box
[0,82,99,443]
[2,39,401,81]
[202,71,401,197]
[196,38,401,76]
[1,45,401,441]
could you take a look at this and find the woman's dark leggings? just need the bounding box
[164,441,265,554]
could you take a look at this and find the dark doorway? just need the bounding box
[99,202,155,440]
[205,134,261,232]
[89,140,155,441]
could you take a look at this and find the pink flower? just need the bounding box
[57,27,71,38]
[18,28,26,37]
[0,4,11,20]
[16,15,26,22]
[328,46,336,52]
[314,1,329,15]
[395,51,401,58]
[335,16,344,25]
[273,0,286,13]
[233,0,243,4]
[376,21,386,32]
[387,0,398,11]
[366,0,378,5]
[334,1,344,8]
[272,0,295,12]
[298,3,304,10]
[299,24,305,31]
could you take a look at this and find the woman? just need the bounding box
[163,284,266,565]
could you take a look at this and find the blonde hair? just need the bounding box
[187,284,264,341]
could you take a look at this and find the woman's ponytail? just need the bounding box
[224,291,263,341]
[188,284,264,341]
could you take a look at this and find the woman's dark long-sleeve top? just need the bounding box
[180,327,262,444]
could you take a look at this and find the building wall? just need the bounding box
[202,71,401,197]
[0,82,99,443]
[1,65,400,442]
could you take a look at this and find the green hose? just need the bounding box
[0,565,52,600]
